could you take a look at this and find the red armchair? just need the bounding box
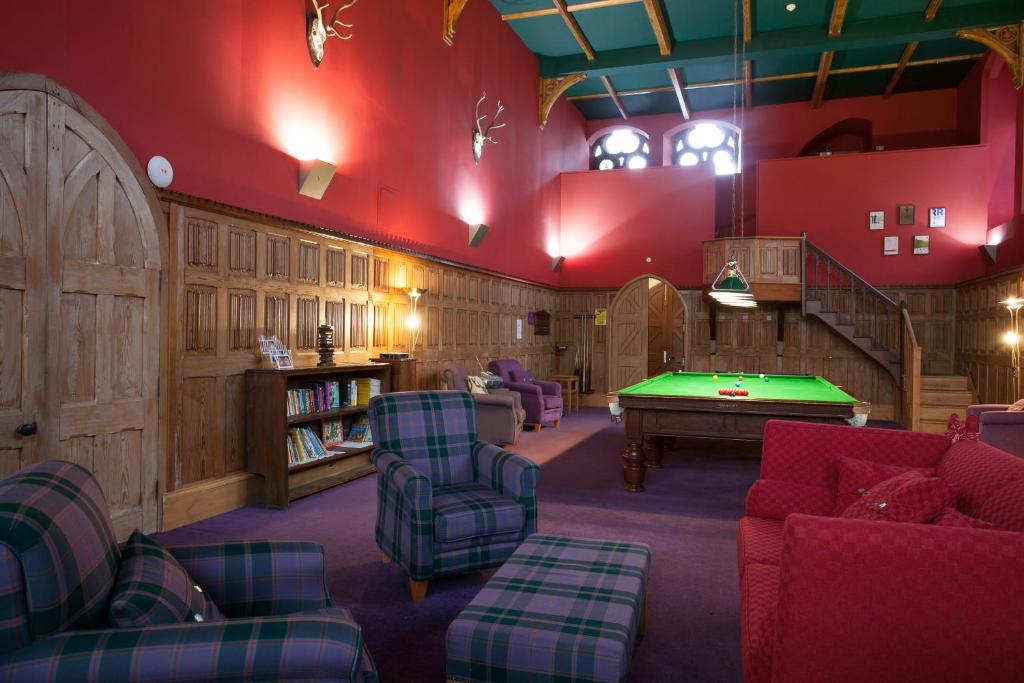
[738,420,1024,683]
[967,403,1024,457]
[488,359,562,430]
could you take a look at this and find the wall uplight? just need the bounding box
[407,288,428,358]
[468,223,489,248]
[551,256,566,272]
[298,159,337,199]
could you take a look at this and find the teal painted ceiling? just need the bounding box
[487,0,1023,119]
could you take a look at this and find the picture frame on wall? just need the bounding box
[929,207,946,228]
[913,235,930,255]
[869,210,885,230]
[898,204,915,225]
[883,235,899,256]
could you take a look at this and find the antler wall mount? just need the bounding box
[472,92,506,164]
[306,0,359,69]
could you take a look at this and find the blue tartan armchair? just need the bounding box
[368,391,542,601]
[0,461,377,682]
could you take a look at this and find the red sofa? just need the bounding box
[738,420,1024,683]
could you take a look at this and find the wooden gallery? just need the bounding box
[0,2,1023,682]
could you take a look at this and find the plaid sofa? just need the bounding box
[0,461,377,682]
[368,391,541,599]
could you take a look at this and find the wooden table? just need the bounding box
[548,374,580,413]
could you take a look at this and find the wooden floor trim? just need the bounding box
[162,471,263,531]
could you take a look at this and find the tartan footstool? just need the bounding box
[446,534,651,683]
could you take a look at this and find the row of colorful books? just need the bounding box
[287,416,374,467]
[286,378,384,417]
[286,426,330,465]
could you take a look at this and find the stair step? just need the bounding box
[920,389,974,405]
[919,419,951,435]
[920,404,969,422]
[921,375,971,391]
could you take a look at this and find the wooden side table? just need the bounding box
[548,374,580,413]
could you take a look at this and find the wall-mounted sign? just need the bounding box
[898,204,915,225]
[929,207,946,228]
[515,318,523,340]
[913,235,930,255]
[595,308,608,326]
[868,210,884,230]
[883,235,899,256]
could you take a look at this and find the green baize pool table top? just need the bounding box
[615,372,859,404]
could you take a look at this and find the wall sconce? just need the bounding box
[551,256,565,272]
[298,159,337,199]
[407,287,428,358]
[980,244,998,264]
[468,223,489,247]
[1002,296,1022,401]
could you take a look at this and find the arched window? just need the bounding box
[664,121,741,175]
[588,127,651,171]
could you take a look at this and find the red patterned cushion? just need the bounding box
[746,480,835,520]
[931,507,998,530]
[833,456,935,515]
[840,471,957,523]
[937,440,1024,516]
[976,479,1024,532]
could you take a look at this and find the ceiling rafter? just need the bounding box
[502,0,642,22]
[743,0,753,43]
[811,51,834,108]
[667,68,691,119]
[828,0,850,37]
[924,0,943,21]
[565,53,983,101]
[641,0,672,56]
[553,0,597,62]
[538,1,1017,78]
[601,75,631,119]
[884,41,919,98]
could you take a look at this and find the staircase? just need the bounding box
[919,375,977,435]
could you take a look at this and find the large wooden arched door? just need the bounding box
[609,275,687,392]
[648,280,686,375]
[0,76,162,536]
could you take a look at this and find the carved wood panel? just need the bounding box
[956,271,1022,404]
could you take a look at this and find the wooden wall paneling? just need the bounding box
[956,270,1022,404]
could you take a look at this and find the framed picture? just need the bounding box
[883,235,899,256]
[913,235,930,255]
[929,207,946,228]
[898,204,915,225]
[273,350,294,370]
[868,210,885,230]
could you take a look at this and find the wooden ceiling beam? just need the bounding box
[667,68,691,119]
[924,0,943,21]
[566,53,983,100]
[539,0,1013,78]
[442,0,471,45]
[884,41,919,98]
[743,0,753,43]
[540,74,588,128]
[601,75,630,119]
[553,0,597,62]
[642,0,673,56]
[828,0,849,37]
[811,51,834,108]
[503,0,642,22]
[743,60,753,110]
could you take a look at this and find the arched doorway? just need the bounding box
[608,274,688,392]
[0,74,164,535]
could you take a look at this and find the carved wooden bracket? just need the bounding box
[538,74,586,129]
[957,23,1022,89]
[443,0,471,46]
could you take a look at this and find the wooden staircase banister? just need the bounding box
[900,304,922,431]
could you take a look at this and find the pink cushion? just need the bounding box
[839,471,957,523]
[976,479,1024,532]
[509,369,533,383]
[833,456,935,515]
[931,507,998,530]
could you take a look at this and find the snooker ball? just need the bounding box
[738,375,744,381]
[712,375,718,381]
[735,381,741,388]
[759,373,765,379]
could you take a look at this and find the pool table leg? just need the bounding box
[642,435,664,469]
[623,441,646,492]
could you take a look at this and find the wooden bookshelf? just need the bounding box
[246,362,390,509]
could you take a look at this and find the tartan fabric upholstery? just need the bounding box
[0,608,375,683]
[369,391,541,585]
[167,540,333,618]
[0,461,120,643]
[447,534,650,683]
[0,463,377,682]
[369,391,477,486]
[109,531,224,627]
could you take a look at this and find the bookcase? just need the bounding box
[246,363,391,509]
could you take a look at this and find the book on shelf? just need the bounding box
[322,418,345,448]
[346,415,373,444]
[286,380,345,417]
[286,426,331,466]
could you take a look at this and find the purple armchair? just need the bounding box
[967,404,1024,458]
[488,359,563,431]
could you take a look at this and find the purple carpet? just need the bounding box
[156,408,762,682]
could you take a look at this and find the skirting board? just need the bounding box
[162,471,263,531]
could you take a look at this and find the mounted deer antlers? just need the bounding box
[472,92,507,164]
[306,0,359,69]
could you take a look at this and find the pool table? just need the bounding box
[613,372,870,491]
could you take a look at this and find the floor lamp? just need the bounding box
[1003,296,1022,402]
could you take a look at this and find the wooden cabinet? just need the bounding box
[370,357,417,391]
[246,363,390,508]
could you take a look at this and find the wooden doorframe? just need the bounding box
[0,72,167,527]
[608,274,689,391]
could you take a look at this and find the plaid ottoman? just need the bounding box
[446,534,650,683]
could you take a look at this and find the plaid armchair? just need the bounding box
[368,391,541,601]
[0,461,377,682]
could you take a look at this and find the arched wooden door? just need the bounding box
[648,280,686,375]
[609,275,687,392]
[0,77,162,536]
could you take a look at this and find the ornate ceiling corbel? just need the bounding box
[443,0,471,45]
[957,23,1022,89]
[539,74,587,129]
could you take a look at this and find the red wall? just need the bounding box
[757,146,990,285]
[0,0,587,286]
[558,166,716,288]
